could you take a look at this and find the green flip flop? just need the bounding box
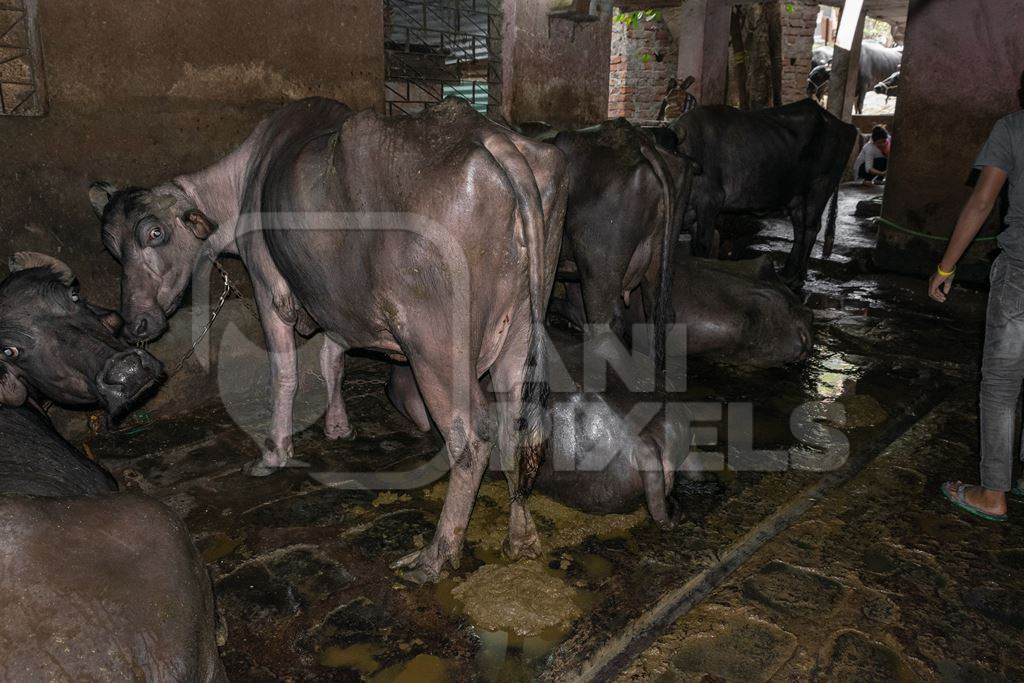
[1011,480,1024,499]
[941,482,1008,522]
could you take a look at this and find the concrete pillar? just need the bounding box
[675,0,731,106]
[501,0,612,126]
[827,0,866,121]
[874,0,1024,282]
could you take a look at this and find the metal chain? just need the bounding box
[208,257,263,321]
[163,257,262,377]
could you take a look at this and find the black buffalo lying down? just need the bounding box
[668,98,858,285]
[549,118,696,366]
[0,253,225,681]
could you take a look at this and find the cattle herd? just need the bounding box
[0,92,854,678]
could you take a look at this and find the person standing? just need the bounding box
[930,75,1024,521]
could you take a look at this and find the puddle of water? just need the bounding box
[199,533,243,563]
[813,353,858,399]
[318,642,385,672]
[433,552,608,681]
[370,653,451,683]
[575,552,614,581]
[475,627,568,681]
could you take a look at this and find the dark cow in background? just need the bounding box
[0,254,225,681]
[812,44,834,69]
[548,118,695,367]
[668,98,858,285]
[806,41,902,113]
[856,42,902,112]
[807,63,832,101]
[874,70,900,98]
[91,97,569,582]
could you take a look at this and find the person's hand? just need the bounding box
[928,267,955,302]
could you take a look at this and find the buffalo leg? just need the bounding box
[248,291,299,476]
[320,337,354,440]
[489,322,543,560]
[576,247,631,344]
[692,198,721,258]
[548,281,587,330]
[385,364,432,432]
[781,199,809,285]
[391,347,491,583]
[635,438,674,528]
[783,185,832,285]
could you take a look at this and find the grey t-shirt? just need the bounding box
[974,110,1024,255]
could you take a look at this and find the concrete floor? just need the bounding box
[86,184,1022,681]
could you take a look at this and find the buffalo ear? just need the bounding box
[88,304,123,334]
[89,181,119,219]
[182,210,218,240]
[9,252,76,286]
[0,364,27,407]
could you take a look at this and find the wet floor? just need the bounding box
[85,184,1022,681]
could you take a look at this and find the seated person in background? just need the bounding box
[854,125,890,184]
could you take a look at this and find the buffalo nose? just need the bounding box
[103,350,144,387]
[131,317,149,339]
[98,349,163,413]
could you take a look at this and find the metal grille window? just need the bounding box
[0,0,45,116]
[385,0,502,117]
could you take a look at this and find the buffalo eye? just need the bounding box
[137,217,167,247]
[69,287,81,303]
[2,347,19,360]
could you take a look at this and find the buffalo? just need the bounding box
[666,98,858,286]
[90,97,568,582]
[873,70,900,98]
[0,253,224,681]
[806,41,902,114]
[547,118,696,367]
[556,253,813,367]
[385,326,694,527]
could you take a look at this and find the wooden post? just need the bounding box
[827,0,866,121]
[675,0,731,106]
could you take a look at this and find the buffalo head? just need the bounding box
[0,252,164,416]
[89,182,217,343]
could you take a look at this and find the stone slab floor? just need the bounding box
[81,184,1022,681]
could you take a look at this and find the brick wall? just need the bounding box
[779,0,820,103]
[608,10,680,121]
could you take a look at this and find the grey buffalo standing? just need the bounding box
[90,97,568,582]
[0,253,224,681]
[547,119,695,368]
[668,98,858,286]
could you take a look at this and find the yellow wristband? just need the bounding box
[937,264,955,277]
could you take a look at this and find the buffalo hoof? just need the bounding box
[324,425,355,441]
[502,531,542,561]
[655,515,678,531]
[390,547,450,584]
[242,457,312,477]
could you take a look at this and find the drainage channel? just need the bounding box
[539,377,955,682]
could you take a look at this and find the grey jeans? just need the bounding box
[980,252,1024,491]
